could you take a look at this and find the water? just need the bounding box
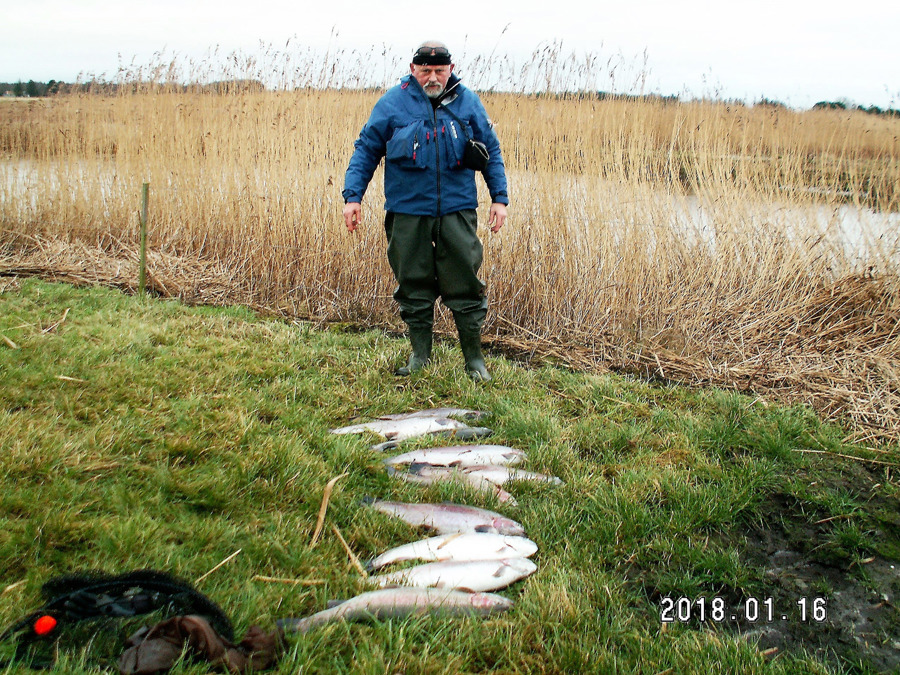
[4,160,898,268]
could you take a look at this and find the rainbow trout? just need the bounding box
[370,558,537,593]
[276,588,512,634]
[377,408,490,422]
[330,417,492,451]
[363,498,526,536]
[383,444,526,468]
[368,532,538,571]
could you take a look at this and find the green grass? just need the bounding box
[0,279,897,674]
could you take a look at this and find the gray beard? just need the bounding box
[425,85,444,99]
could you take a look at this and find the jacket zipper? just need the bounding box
[416,75,461,217]
[432,106,441,216]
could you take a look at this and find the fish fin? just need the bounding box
[325,599,348,609]
[457,586,476,592]
[360,496,378,506]
[474,525,492,533]
[408,462,432,474]
[448,460,463,467]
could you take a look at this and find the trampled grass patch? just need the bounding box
[1,279,898,673]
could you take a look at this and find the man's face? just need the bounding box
[410,63,454,99]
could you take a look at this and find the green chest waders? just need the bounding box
[385,210,489,379]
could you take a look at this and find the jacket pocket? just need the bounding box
[442,120,469,171]
[386,121,427,170]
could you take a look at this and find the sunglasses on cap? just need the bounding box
[412,45,452,65]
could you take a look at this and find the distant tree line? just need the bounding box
[812,100,899,117]
[0,79,267,96]
[1,80,64,96]
[2,78,898,117]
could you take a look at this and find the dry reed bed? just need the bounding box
[1,91,899,442]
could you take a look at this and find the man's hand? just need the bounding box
[343,202,362,232]
[488,203,507,233]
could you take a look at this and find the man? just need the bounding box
[342,40,509,382]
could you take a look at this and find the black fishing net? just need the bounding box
[0,569,233,670]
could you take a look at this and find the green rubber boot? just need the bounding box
[395,328,433,376]
[457,328,491,382]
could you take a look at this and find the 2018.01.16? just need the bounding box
[659,596,827,624]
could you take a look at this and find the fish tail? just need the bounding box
[455,427,493,440]
[275,617,309,634]
[371,441,399,452]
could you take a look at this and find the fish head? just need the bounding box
[499,558,538,577]
[500,536,538,557]
[492,517,526,536]
[469,592,514,611]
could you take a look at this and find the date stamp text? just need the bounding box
[659,596,827,624]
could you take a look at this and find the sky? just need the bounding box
[2,0,898,109]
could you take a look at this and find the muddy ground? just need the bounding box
[639,455,899,673]
[736,458,899,673]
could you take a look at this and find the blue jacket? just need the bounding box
[342,73,509,216]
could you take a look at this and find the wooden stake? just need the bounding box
[138,182,149,295]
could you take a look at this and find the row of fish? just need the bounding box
[362,500,538,592]
[279,409,550,634]
[353,409,562,592]
[279,501,534,634]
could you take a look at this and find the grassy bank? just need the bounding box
[1,279,897,673]
[1,82,899,442]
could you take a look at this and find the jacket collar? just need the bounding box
[402,72,463,105]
